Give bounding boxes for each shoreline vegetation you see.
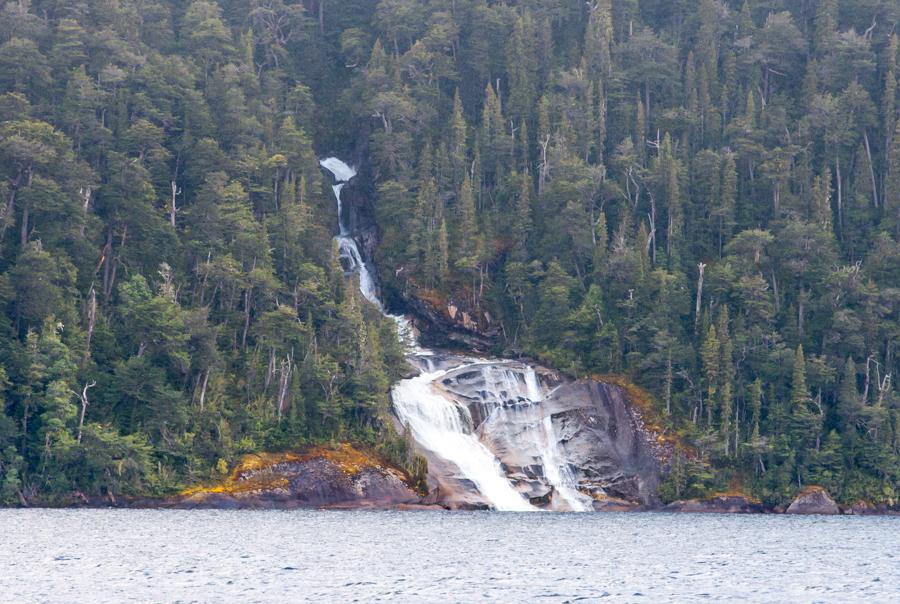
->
[8,442,898,516]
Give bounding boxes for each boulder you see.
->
[845,500,874,515]
[175,445,423,510]
[786,486,840,515]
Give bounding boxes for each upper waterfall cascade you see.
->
[320,157,591,512]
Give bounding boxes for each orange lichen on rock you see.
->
[416,287,448,311]
[797,485,829,496]
[230,452,305,479]
[308,443,386,477]
[589,492,632,505]
[709,490,763,505]
[180,473,290,497]
[592,374,683,449]
[180,444,389,498]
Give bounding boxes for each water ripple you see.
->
[1,510,898,603]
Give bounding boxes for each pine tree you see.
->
[510,171,532,262]
[436,217,449,286]
[449,89,468,190]
[837,357,862,432]
[413,177,437,284]
[813,0,838,55]
[887,121,900,235]
[791,345,809,411]
[584,0,612,80]
[700,325,720,426]
[717,306,734,455]
[506,13,537,125]
[789,344,820,454]
[718,154,737,256]
[592,210,609,283]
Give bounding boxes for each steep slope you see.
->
[323,157,662,511]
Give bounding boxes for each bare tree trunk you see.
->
[199,369,209,412]
[109,228,125,298]
[644,81,650,121]
[101,229,113,297]
[20,205,28,247]
[835,153,843,237]
[277,355,292,420]
[1,171,24,244]
[862,355,874,404]
[169,181,180,227]
[242,288,252,350]
[265,347,276,390]
[875,372,891,408]
[77,381,96,444]
[695,262,706,327]
[863,132,878,208]
[83,285,96,364]
[538,135,550,196]
[648,192,657,263]
[80,187,91,237]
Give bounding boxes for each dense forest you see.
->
[1,0,899,507]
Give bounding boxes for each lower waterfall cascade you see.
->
[320,157,592,512]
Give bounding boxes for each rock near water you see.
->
[175,446,423,510]
[664,494,767,514]
[405,357,664,511]
[786,487,840,515]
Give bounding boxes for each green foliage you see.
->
[0,0,898,508]
[0,0,407,503]
[352,0,900,506]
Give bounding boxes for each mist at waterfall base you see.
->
[320,157,591,512]
[4,509,898,602]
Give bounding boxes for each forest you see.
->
[0,0,899,508]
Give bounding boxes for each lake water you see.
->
[1,510,897,603]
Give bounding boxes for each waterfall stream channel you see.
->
[321,157,592,512]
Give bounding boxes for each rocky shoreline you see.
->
[13,446,897,515]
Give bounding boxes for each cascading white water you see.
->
[522,368,591,512]
[391,365,535,511]
[320,156,586,512]
[320,157,358,183]
[321,158,421,348]
[459,363,592,511]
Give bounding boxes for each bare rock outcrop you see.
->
[664,494,767,513]
[417,359,664,510]
[175,445,423,510]
[786,486,840,515]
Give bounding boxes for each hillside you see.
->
[0,0,898,509]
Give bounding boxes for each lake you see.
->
[1,509,897,602]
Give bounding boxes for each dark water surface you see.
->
[1,509,897,602]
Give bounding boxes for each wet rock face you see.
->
[421,361,662,509]
[547,381,661,505]
[786,487,840,515]
[401,293,498,352]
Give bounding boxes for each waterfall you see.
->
[320,157,588,512]
[391,365,535,512]
[448,363,592,512]
[523,368,591,512]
